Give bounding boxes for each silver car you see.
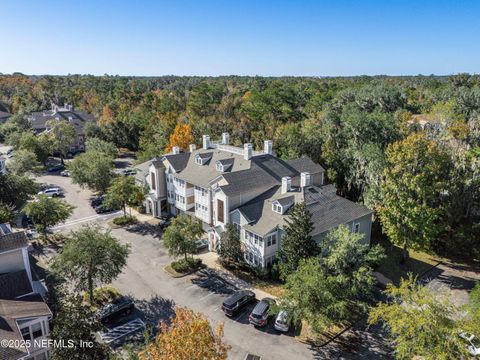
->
[38,187,63,197]
[274,311,290,332]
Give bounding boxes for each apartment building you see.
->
[0,225,52,360]
[135,133,373,268]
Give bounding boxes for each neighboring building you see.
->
[0,155,6,175]
[0,225,52,360]
[27,103,96,153]
[0,110,11,124]
[135,133,373,268]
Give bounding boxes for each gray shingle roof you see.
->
[0,294,52,360]
[286,157,325,174]
[28,109,95,135]
[0,232,28,253]
[0,271,32,300]
[133,160,152,184]
[163,153,191,172]
[275,196,295,207]
[238,184,372,237]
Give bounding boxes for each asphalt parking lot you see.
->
[110,225,392,360]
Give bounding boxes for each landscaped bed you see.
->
[111,215,137,227]
[165,258,204,277]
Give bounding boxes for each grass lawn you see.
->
[375,239,441,285]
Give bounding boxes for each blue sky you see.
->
[1,0,479,76]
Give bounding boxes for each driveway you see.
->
[34,172,120,232]
[111,224,392,360]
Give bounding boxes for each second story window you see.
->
[151,172,156,190]
[272,202,283,214]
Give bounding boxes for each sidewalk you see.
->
[196,251,275,300]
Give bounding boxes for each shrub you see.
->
[83,285,121,307]
[171,258,203,273]
[112,215,137,226]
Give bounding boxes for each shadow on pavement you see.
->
[126,223,162,239]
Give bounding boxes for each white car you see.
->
[460,332,480,357]
[274,310,290,332]
[38,187,63,197]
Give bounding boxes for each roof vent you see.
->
[300,172,311,187]
[222,132,230,145]
[189,144,196,153]
[202,135,210,149]
[281,176,292,194]
[264,140,272,155]
[244,143,252,160]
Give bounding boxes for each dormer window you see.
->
[272,201,283,214]
[195,153,213,166]
[216,163,224,172]
[215,159,233,172]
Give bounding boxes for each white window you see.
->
[233,222,241,233]
[353,222,360,233]
[216,163,224,172]
[266,233,277,247]
[21,326,31,341]
[272,203,283,214]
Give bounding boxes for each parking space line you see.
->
[199,292,216,301]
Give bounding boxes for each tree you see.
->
[140,307,229,360]
[50,224,130,302]
[0,173,38,207]
[104,176,147,216]
[23,195,74,235]
[368,276,470,360]
[277,202,318,279]
[68,151,115,193]
[85,137,117,158]
[0,203,15,224]
[218,223,242,263]
[8,149,41,175]
[47,120,76,164]
[50,295,110,360]
[163,214,203,261]
[165,122,194,152]
[277,225,384,333]
[378,133,452,262]
[18,132,52,164]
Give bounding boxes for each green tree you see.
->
[218,223,242,263]
[47,120,76,164]
[50,295,110,360]
[0,173,38,206]
[277,202,318,279]
[50,224,130,302]
[277,225,384,333]
[163,214,203,261]
[68,151,115,193]
[85,137,117,158]
[23,195,74,235]
[378,133,452,261]
[104,176,147,216]
[18,132,52,164]
[369,276,470,360]
[0,203,15,224]
[8,149,41,175]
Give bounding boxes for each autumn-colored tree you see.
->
[165,122,194,152]
[99,104,116,125]
[140,307,229,360]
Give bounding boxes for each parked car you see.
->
[60,170,70,177]
[460,332,480,357]
[195,238,209,252]
[94,203,119,214]
[123,169,136,176]
[47,164,65,172]
[249,297,275,327]
[96,296,134,324]
[91,195,105,208]
[38,187,63,197]
[274,310,290,332]
[222,290,256,317]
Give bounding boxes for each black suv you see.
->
[249,297,275,327]
[96,296,134,323]
[222,290,255,317]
